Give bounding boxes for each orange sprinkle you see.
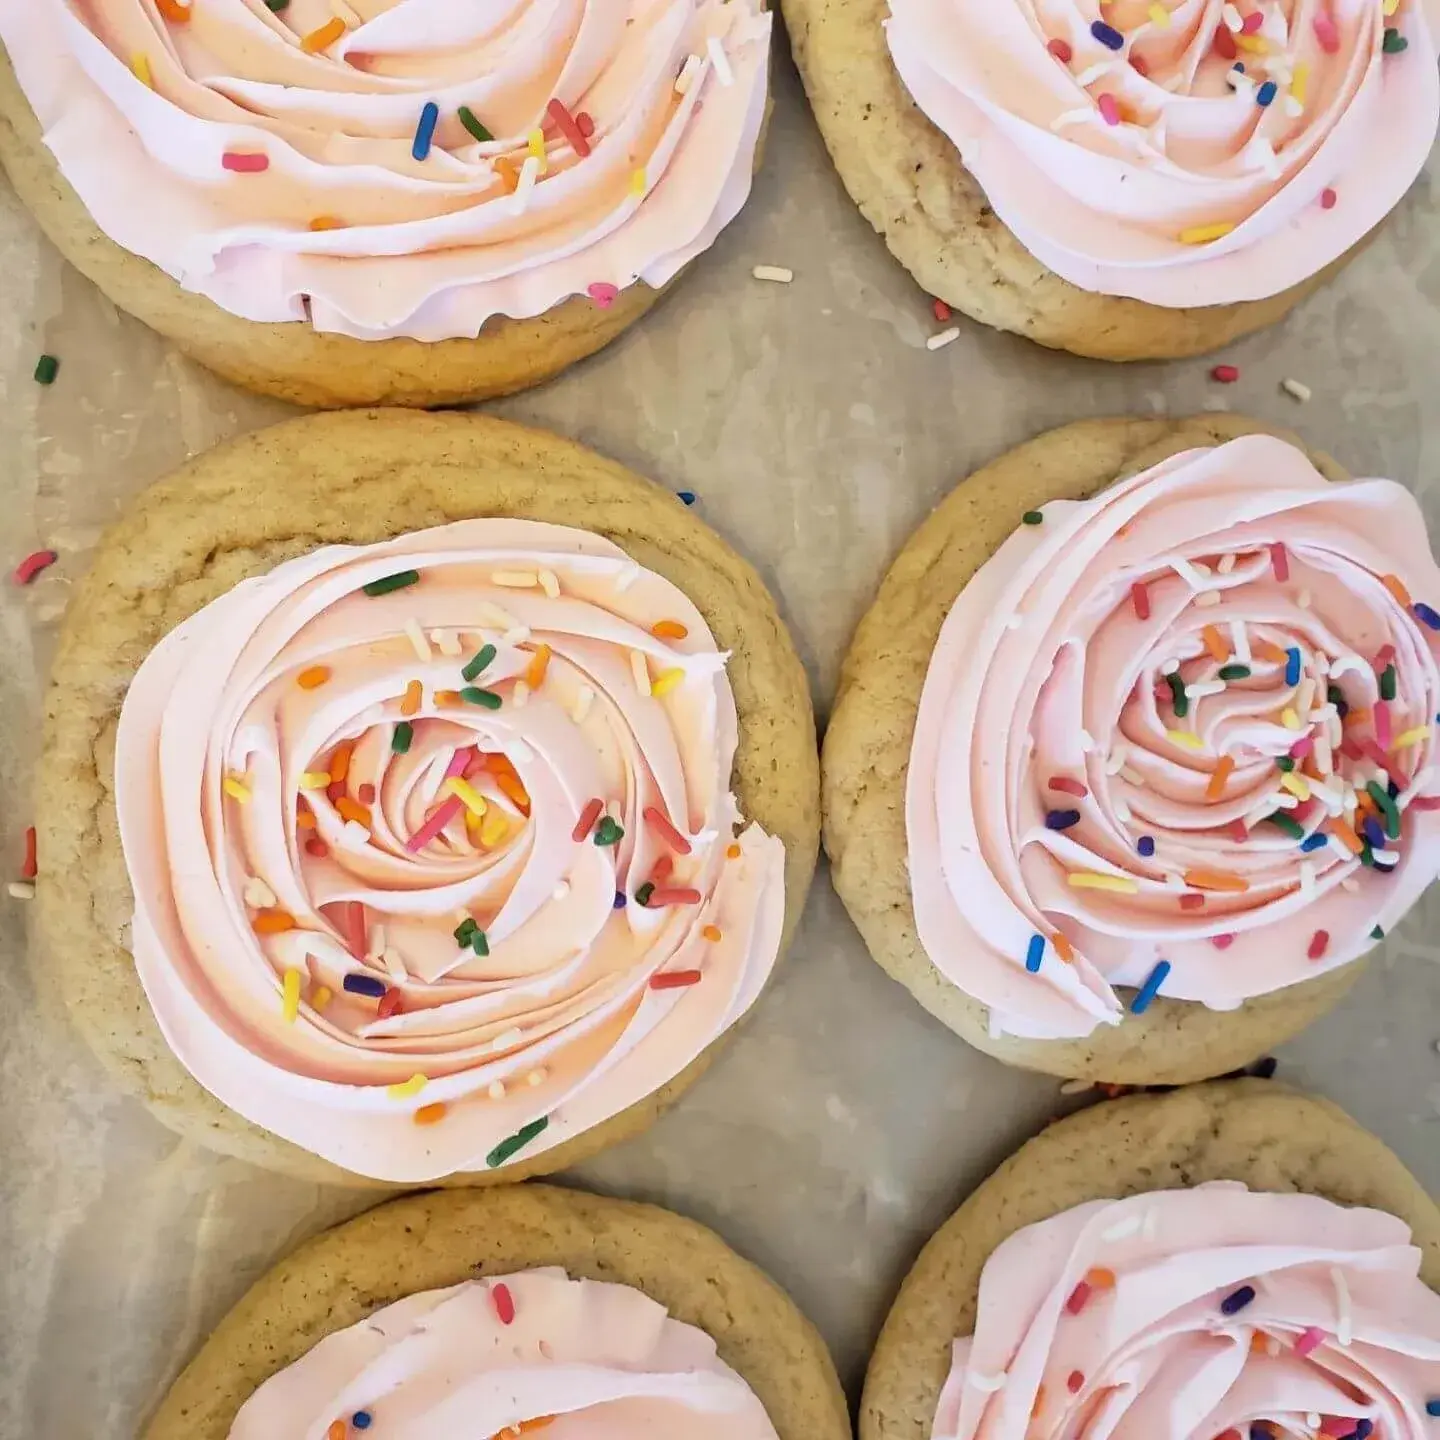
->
[726,843,742,859]
[401,678,423,717]
[651,619,689,640]
[702,924,723,942]
[494,156,521,194]
[1183,868,1248,893]
[434,688,462,706]
[1250,1330,1272,1354]
[329,740,355,785]
[1205,754,1236,803]
[253,909,298,934]
[1328,818,1364,855]
[1254,639,1289,664]
[1052,932,1075,963]
[1031,1385,1047,1421]
[488,1420,555,1440]
[296,809,317,830]
[413,1102,449,1126]
[297,665,331,690]
[1085,1266,1117,1290]
[336,797,372,828]
[327,1422,347,1440]
[300,16,346,52]
[495,771,532,815]
[155,0,193,20]
[1381,572,1412,607]
[1201,625,1228,662]
[308,215,345,231]
[525,643,551,689]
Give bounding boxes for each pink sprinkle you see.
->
[1295,1325,1326,1357]
[444,745,477,781]
[1290,798,1318,824]
[1374,643,1396,670]
[1229,820,1249,844]
[12,549,56,585]
[1213,24,1238,58]
[1065,1281,1093,1315]
[1269,541,1289,581]
[1319,1420,1357,1438]
[1289,735,1314,760]
[1047,36,1074,62]
[1409,794,1440,810]
[1241,9,1264,32]
[1313,11,1340,52]
[1373,700,1392,749]
[1211,933,1236,949]
[405,794,464,853]
[1358,738,1394,776]
[1307,929,1330,961]
[1097,92,1121,126]
[222,151,269,173]
[587,282,619,309]
[491,1282,516,1325]
[1049,776,1089,797]
[1211,364,1240,383]
[1131,582,1151,620]
[1338,737,1364,762]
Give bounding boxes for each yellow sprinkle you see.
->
[1392,725,1431,750]
[1281,708,1301,731]
[1179,222,1236,245]
[387,1072,428,1099]
[480,808,510,848]
[282,968,302,1024]
[465,808,484,837]
[1067,872,1141,894]
[223,775,252,803]
[1384,0,1400,13]
[527,127,547,173]
[1279,771,1311,801]
[1148,2,1170,25]
[1291,61,1310,105]
[131,53,153,87]
[1235,33,1269,50]
[491,569,538,588]
[299,771,332,789]
[1166,730,1204,750]
[311,985,332,1012]
[651,667,686,697]
[445,776,488,817]
[631,168,647,196]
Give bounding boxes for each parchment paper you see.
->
[1,44,1437,1440]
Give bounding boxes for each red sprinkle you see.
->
[1289,735,1314,759]
[1211,364,1240,383]
[1179,893,1207,911]
[1374,642,1397,669]
[491,1282,516,1325]
[1408,794,1440,810]
[1097,92,1121,126]
[546,97,592,157]
[1319,1419,1357,1437]
[587,282,620,309]
[304,837,329,858]
[1065,1281,1093,1315]
[650,969,703,990]
[1240,9,1264,31]
[1320,187,1338,210]
[646,886,703,907]
[358,782,377,805]
[1213,23,1238,58]
[1067,1370,1085,1394]
[1046,36,1073,62]
[12,549,56,585]
[221,151,269,173]
[1131,582,1151,620]
[1290,798,1318,824]
[377,987,404,1019]
[1212,933,1236,949]
[21,826,37,881]
[1338,738,1364,763]
[345,900,367,959]
[1048,776,1088,797]
[1228,819,1249,844]
[1359,738,1395,776]
[1313,11,1340,52]
[643,805,693,855]
[1308,929,1330,961]
[572,797,604,842]
[1269,541,1289,582]
[932,298,953,322]
[576,111,596,138]
[1128,51,1149,75]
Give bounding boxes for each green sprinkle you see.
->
[593,816,624,847]
[460,686,502,710]
[33,354,58,385]
[362,569,420,597]
[486,1115,549,1168]
[1369,924,1386,940]
[454,918,478,944]
[391,721,414,754]
[1382,26,1408,51]
[1380,664,1397,701]
[1327,684,1345,706]
[1021,510,1044,526]
[1217,664,1251,681]
[461,643,497,683]
[634,882,655,906]
[1366,780,1402,840]
[1266,812,1305,840]
[1275,756,1296,773]
[1359,843,1376,868]
[263,0,289,9]
[458,105,493,143]
[470,928,489,957]
[1166,673,1188,719]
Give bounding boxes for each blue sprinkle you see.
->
[1425,1398,1440,1417]
[677,491,697,506]
[1137,835,1156,857]
[353,1413,374,1431]
[1284,647,1301,685]
[1250,1427,1271,1440]
[1025,934,1045,973]
[613,890,627,909]
[1256,79,1278,106]
[1413,601,1440,630]
[342,973,387,998]
[1045,808,1082,831]
[1362,817,1386,849]
[1091,18,1125,48]
[1300,832,1328,852]
[412,100,440,161]
[1130,959,1171,1015]
[1220,1283,1256,1315]
[1352,1421,1374,1439]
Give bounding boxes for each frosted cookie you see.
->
[146,1184,851,1440]
[824,415,1440,1083]
[783,0,1438,359]
[37,409,818,1182]
[862,1081,1440,1440]
[0,4,771,407]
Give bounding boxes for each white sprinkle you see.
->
[552,881,570,902]
[382,947,409,982]
[492,570,539,589]
[1251,136,1282,180]
[1004,613,1024,631]
[1051,106,1095,132]
[707,35,734,85]
[502,625,531,646]
[511,679,530,709]
[538,568,560,599]
[527,1068,547,1087]
[404,618,431,662]
[615,561,641,592]
[1340,876,1360,893]
[1331,1266,1353,1345]
[630,650,652,695]
[1217,552,1238,575]
[1102,1212,1142,1243]
[1075,60,1115,86]
[8,881,35,901]
[572,684,594,724]
[510,155,540,213]
[1195,589,1222,607]
[1326,834,1353,863]
[487,1080,507,1100]
[339,819,371,851]
[1295,678,1316,716]
[243,876,277,910]
[1172,556,1212,590]
[1309,779,1344,814]
[1314,734,1334,777]
[1281,377,1312,403]
[1328,654,1368,681]
[1308,1416,1323,1432]
[1223,3,1243,28]
[1283,94,1304,118]
[1228,66,1254,92]
[1106,744,1129,776]
[752,265,794,283]
[967,1371,1007,1393]
[1187,680,1226,699]
[490,1027,523,1052]
[1373,848,1400,867]
[431,628,463,656]
[1161,657,1181,675]
[1229,620,1250,663]
[927,327,961,351]
[674,52,703,95]
[1299,861,1316,900]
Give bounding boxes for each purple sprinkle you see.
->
[1362,816,1386,850]
[1045,808,1082,831]
[613,890,627,909]
[1137,835,1155,857]
[1220,1283,1256,1315]
[1091,18,1125,48]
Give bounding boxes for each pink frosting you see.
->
[0,2,770,341]
[114,519,785,1181]
[934,1184,1440,1440]
[907,436,1440,1040]
[230,1267,780,1440]
[886,0,1440,306]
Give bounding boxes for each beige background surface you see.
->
[1,31,1438,1440]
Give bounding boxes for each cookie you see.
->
[37,408,819,1183]
[145,1183,851,1440]
[862,1079,1440,1440]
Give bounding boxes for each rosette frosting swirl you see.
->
[0,1,770,340]
[907,436,1440,1040]
[886,0,1439,306]
[115,519,785,1181]
[934,1184,1440,1440]
[231,1267,780,1440]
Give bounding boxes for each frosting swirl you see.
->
[230,1267,780,1440]
[0,1,770,340]
[886,0,1439,306]
[934,1184,1440,1440]
[115,518,785,1181]
[908,435,1440,1040]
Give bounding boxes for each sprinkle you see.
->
[1313,11,1340,50]
[460,686,502,710]
[650,969,704,991]
[512,155,541,211]
[253,909,298,935]
[1049,776,1088,797]
[1280,772,1311,802]
[1167,730,1204,750]
[751,264,794,284]
[629,167,647,197]
[567,798,605,843]
[387,1073,428,1099]
[1218,664,1252,682]
[1294,1326,1326,1357]
[1329,819,1363,854]
[489,1281,517,1325]
[707,33,734,84]
[1045,809,1082,831]
[1180,222,1235,245]
[927,327,961,351]
[1097,92,1121,126]
[1131,583,1151,620]
[1281,708,1302,731]
[593,816,624,847]
[457,106,492,144]
[644,805,693,855]
[1366,781,1402,839]
[299,15,346,50]
[411,100,440,162]
[1214,24,1239,57]
[1026,934,1045,973]
[363,569,420,598]
[1185,868,1247,892]
[522,644,552,692]
[280,968,303,1022]
[1047,36,1074,61]
[727,843,742,860]
[223,775,253,803]
[1281,377,1313,403]
[587,282,619,308]
[486,1116,549,1168]
[1136,835,1156,858]
[1212,934,1235,949]
[1148,2,1170,24]
[327,1423,346,1440]
[1393,725,1431,750]
[647,886,702,907]
[1065,1280,1093,1314]
[19,826,37,883]
[1167,673,1189,717]
[1068,871,1139,893]
[342,973,387,999]
[1201,625,1228,661]
[1426,1400,1440,1417]
[412,1102,449,1128]
[351,1414,372,1432]
[1091,19,1125,47]
[1211,365,1240,388]
[1414,601,1440,630]
[546,97,590,158]
[1206,755,1236,802]
[459,643,497,684]
[525,128,547,174]
[1383,26,1409,51]
[1255,78,1278,105]
[1131,960,1171,1014]
[1221,1284,1257,1315]
[651,667,686,698]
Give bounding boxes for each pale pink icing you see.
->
[886,0,1440,307]
[907,436,1440,1040]
[0,2,770,341]
[230,1267,781,1440]
[933,1184,1440,1440]
[114,519,785,1181]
